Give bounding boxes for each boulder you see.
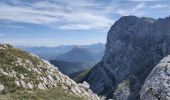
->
[140,55,170,100]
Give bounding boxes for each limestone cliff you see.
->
[140,55,170,100]
[83,15,170,99]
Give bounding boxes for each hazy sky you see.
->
[0,0,170,46]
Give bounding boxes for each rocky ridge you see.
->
[0,44,99,100]
[140,55,170,100]
[83,15,170,99]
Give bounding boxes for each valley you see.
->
[19,43,105,78]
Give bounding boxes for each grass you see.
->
[0,45,45,93]
[0,45,41,67]
[69,69,90,83]
[73,69,90,82]
[0,87,84,100]
[0,46,38,93]
[0,44,85,100]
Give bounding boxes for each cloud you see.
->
[126,0,162,1]
[0,0,114,30]
[150,4,168,9]
[0,24,26,29]
[0,3,60,24]
[59,12,113,30]
[116,3,146,16]
[59,22,112,30]
[0,0,169,31]
[134,2,146,10]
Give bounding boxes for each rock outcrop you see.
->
[0,44,99,100]
[83,15,170,99]
[0,84,4,93]
[140,55,170,100]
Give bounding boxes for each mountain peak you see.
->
[83,15,170,99]
[118,15,156,24]
[72,45,82,51]
[119,15,138,21]
[56,46,95,63]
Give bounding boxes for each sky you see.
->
[0,0,170,46]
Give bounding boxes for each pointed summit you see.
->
[56,46,95,63]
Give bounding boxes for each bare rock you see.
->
[140,55,170,100]
[0,84,4,92]
[83,16,170,99]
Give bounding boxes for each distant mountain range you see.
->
[17,45,75,60]
[18,43,105,75]
[18,43,105,61]
[50,45,105,75]
[56,46,96,63]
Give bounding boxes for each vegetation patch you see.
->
[0,87,84,100]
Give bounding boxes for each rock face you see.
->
[140,55,170,100]
[0,44,99,100]
[83,16,170,99]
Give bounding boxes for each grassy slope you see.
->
[0,45,84,100]
[0,44,43,93]
[69,69,90,83]
[0,87,83,100]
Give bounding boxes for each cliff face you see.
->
[83,16,170,99]
[0,44,99,100]
[140,55,170,100]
